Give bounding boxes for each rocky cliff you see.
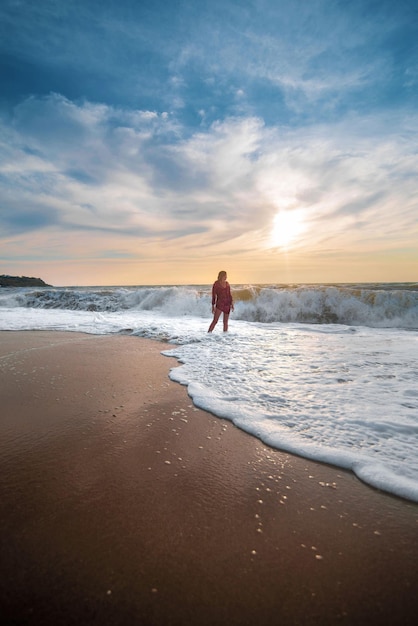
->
[0,275,52,287]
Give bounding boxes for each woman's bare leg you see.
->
[223,312,230,332]
[208,308,222,332]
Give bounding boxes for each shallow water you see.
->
[1,283,417,502]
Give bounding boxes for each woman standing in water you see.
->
[208,270,234,332]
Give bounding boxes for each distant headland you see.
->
[0,275,52,287]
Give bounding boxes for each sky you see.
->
[0,0,417,286]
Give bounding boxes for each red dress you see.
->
[212,280,233,313]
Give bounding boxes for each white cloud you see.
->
[1,93,417,265]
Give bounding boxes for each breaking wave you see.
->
[0,283,417,329]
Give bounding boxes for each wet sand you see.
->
[0,330,417,625]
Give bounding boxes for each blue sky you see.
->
[1,0,417,285]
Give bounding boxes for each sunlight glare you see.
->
[270,209,306,248]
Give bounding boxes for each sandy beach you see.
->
[1,330,417,625]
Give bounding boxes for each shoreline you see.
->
[1,330,417,625]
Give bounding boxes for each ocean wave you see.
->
[0,283,417,329]
[234,285,418,328]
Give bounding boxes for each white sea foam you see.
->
[165,323,418,502]
[0,283,417,328]
[1,283,417,502]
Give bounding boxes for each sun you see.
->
[270,209,306,248]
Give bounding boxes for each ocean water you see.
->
[1,282,417,503]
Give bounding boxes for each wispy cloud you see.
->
[0,0,417,283]
[1,93,417,251]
